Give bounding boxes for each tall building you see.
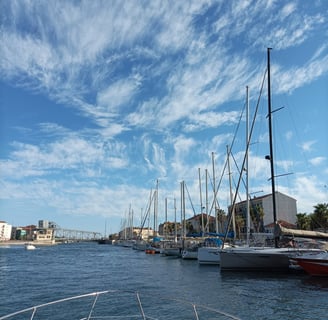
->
[232,191,297,232]
[0,221,12,241]
[38,220,49,228]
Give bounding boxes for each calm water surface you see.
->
[0,242,327,319]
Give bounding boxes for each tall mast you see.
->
[205,169,208,233]
[174,197,177,242]
[212,152,218,233]
[153,179,159,236]
[198,168,204,235]
[246,86,250,245]
[267,48,278,248]
[181,181,186,238]
[165,197,168,238]
[227,145,235,241]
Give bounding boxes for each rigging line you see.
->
[206,173,221,217]
[184,182,197,216]
[207,104,247,217]
[222,67,267,246]
[207,155,231,217]
[206,102,247,219]
[230,100,246,154]
[230,150,247,192]
[210,97,247,215]
[139,189,156,233]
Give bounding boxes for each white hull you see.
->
[181,249,198,260]
[25,244,36,250]
[197,247,221,265]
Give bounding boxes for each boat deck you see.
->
[0,290,241,320]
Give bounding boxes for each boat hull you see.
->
[162,247,181,257]
[181,249,198,260]
[25,244,36,250]
[197,247,221,265]
[293,252,328,276]
[220,248,290,271]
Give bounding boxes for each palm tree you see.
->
[250,204,265,232]
[311,203,328,231]
[217,209,226,233]
[186,221,194,234]
[296,213,311,230]
[235,214,245,239]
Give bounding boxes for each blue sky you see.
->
[1,0,327,235]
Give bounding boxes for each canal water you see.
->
[0,242,327,319]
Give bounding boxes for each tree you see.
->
[250,204,265,232]
[235,214,245,239]
[296,213,311,230]
[217,209,227,233]
[186,221,194,234]
[310,203,328,231]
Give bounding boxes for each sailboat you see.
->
[220,48,323,271]
[197,151,235,265]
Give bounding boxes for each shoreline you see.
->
[0,240,56,246]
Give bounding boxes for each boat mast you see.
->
[212,152,219,233]
[174,197,177,242]
[267,47,278,248]
[165,197,168,238]
[205,169,208,233]
[246,86,250,245]
[198,168,204,235]
[181,181,186,238]
[227,145,236,242]
[154,179,159,236]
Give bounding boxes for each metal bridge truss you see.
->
[54,228,101,241]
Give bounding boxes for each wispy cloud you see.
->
[272,53,328,94]
[300,140,316,152]
[309,156,326,166]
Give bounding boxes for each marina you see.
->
[1,2,327,319]
[1,242,328,319]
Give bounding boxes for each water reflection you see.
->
[301,276,328,289]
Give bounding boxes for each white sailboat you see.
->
[220,48,318,271]
[197,151,235,265]
[162,198,182,257]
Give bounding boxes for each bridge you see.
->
[54,228,102,242]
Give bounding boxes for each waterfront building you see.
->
[118,227,154,240]
[34,228,55,244]
[158,221,182,238]
[185,214,216,235]
[38,220,56,229]
[14,226,36,240]
[0,221,12,241]
[231,191,297,233]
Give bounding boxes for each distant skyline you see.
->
[1,0,327,235]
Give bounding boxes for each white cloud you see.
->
[97,78,139,112]
[309,157,326,166]
[184,111,241,132]
[285,131,293,141]
[289,175,328,212]
[272,53,328,94]
[281,3,297,18]
[300,140,316,152]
